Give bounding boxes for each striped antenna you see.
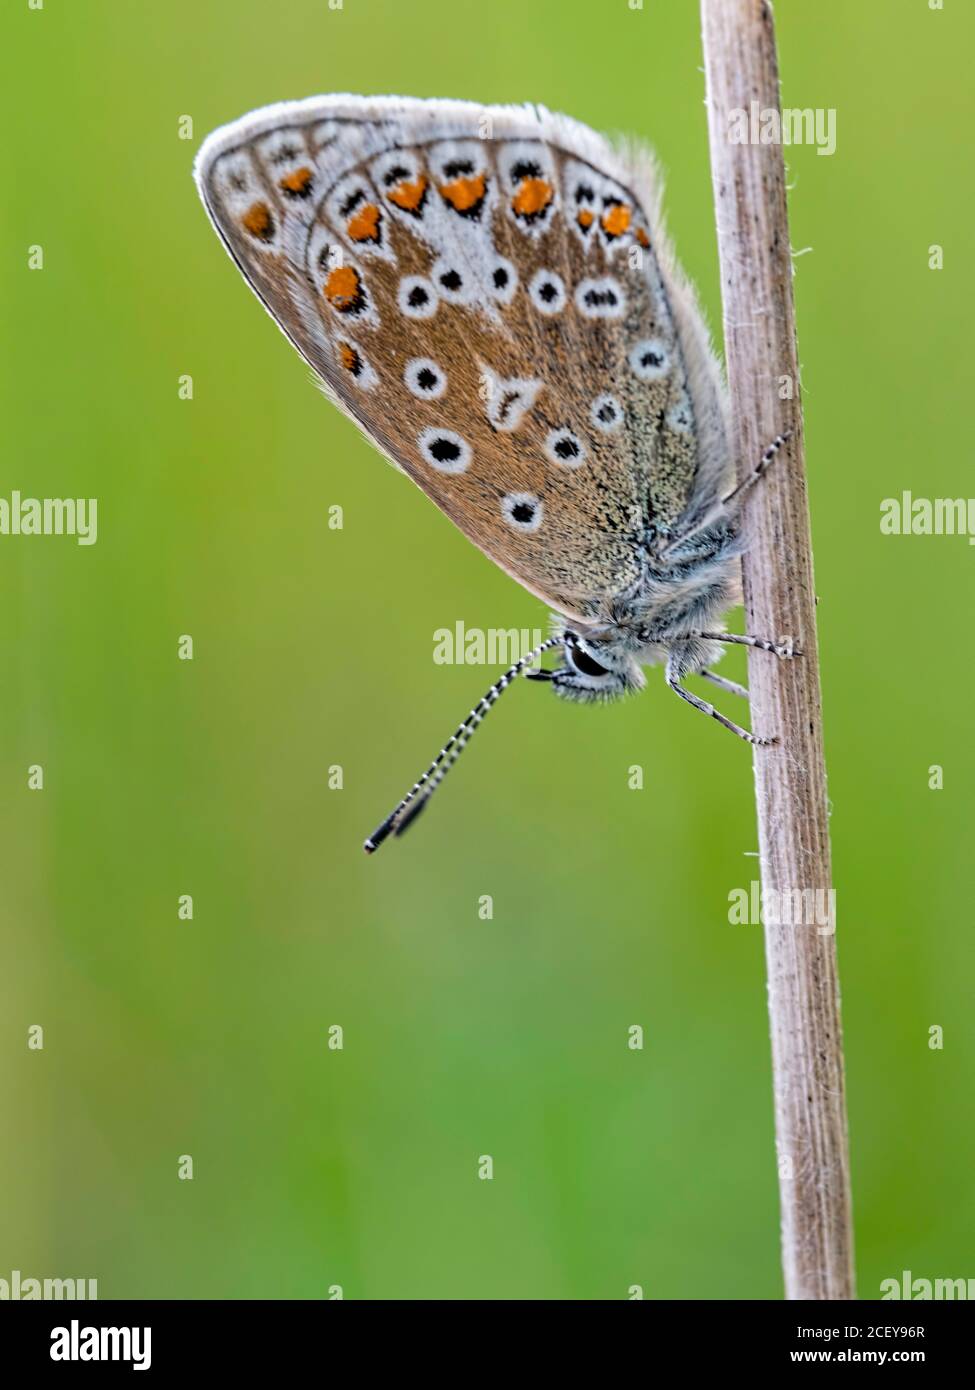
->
[364,635,562,854]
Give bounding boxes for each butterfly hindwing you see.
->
[195,96,729,622]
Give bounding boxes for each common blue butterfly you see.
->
[194,96,793,851]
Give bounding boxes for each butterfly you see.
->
[194,96,795,853]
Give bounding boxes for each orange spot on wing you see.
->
[347,203,381,242]
[439,172,486,212]
[324,265,362,311]
[601,204,631,237]
[241,202,274,241]
[512,177,553,217]
[577,208,594,229]
[279,166,314,198]
[388,175,427,211]
[635,227,650,248]
[338,343,360,373]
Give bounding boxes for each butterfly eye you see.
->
[565,635,611,678]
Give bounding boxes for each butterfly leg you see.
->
[687,631,800,659]
[700,669,749,699]
[666,654,776,746]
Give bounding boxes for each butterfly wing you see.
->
[195,96,729,623]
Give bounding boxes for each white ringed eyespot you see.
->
[418,428,471,474]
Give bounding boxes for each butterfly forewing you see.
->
[195,97,726,622]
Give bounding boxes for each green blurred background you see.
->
[2,0,972,1300]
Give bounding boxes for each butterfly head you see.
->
[525,630,643,703]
